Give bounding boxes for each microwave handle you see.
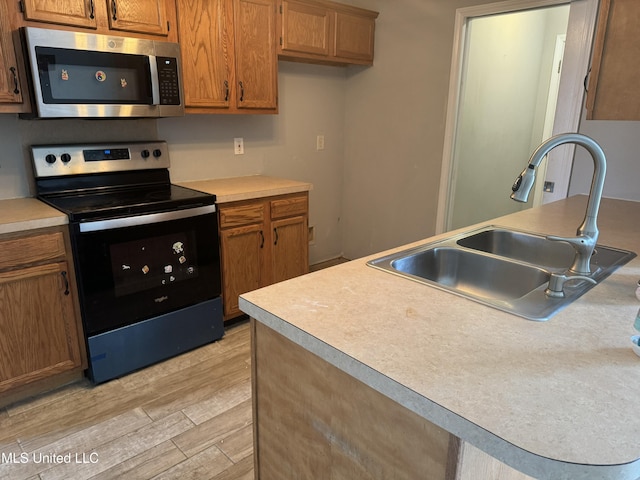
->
[79,205,216,233]
[149,56,160,105]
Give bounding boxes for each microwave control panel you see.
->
[157,57,181,105]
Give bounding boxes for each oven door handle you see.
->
[79,205,216,233]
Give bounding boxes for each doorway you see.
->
[436,0,599,233]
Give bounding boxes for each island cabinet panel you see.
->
[453,442,535,480]
[251,320,453,479]
[277,0,378,66]
[177,0,278,114]
[218,192,308,320]
[586,0,640,119]
[0,227,86,406]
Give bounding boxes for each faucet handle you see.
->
[546,234,597,275]
[545,272,596,298]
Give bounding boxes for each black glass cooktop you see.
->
[39,183,215,222]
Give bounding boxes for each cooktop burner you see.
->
[31,141,215,222]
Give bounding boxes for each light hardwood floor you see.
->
[0,320,253,480]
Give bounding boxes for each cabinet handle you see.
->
[583,67,591,93]
[9,67,19,95]
[273,227,279,245]
[239,81,244,102]
[259,230,264,248]
[61,271,70,296]
[224,80,229,102]
[111,0,117,20]
[89,0,95,19]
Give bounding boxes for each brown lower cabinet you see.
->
[0,226,86,406]
[219,192,308,320]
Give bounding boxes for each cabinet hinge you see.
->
[280,37,283,46]
[167,20,170,32]
[18,0,24,13]
[279,4,283,14]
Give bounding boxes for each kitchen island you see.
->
[239,196,640,480]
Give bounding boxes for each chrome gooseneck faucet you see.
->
[510,133,607,277]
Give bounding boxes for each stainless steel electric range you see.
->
[31,141,223,384]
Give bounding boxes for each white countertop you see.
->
[178,175,312,203]
[0,198,68,235]
[239,196,640,480]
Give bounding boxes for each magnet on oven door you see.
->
[172,241,184,254]
[178,256,186,264]
[120,78,127,88]
[142,265,150,274]
[164,265,173,274]
[61,69,69,81]
[95,70,106,82]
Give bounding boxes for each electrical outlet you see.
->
[316,135,325,151]
[234,137,244,155]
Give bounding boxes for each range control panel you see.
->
[31,141,170,178]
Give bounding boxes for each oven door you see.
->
[72,205,220,336]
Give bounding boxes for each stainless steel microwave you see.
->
[20,27,184,118]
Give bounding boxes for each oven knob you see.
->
[45,154,56,164]
[61,153,71,163]
[141,149,150,158]
[153,149,162,158]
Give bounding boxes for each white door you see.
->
[436,0,599,233]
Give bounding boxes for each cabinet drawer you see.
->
[271,195,308,219]
[219,203,265,228]
[0,232,66,270]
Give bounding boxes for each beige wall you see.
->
[159,62,348,265]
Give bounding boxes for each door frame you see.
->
[435,0,599,234]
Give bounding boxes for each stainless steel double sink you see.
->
[367,226,636,320]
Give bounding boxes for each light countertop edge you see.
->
[0,198,68,235]
[239,195,640,480]
[239,296,640,480]
[178,175,312,204]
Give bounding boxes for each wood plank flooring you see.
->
[0,320,253,480]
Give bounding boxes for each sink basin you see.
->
[367,226,636,321]
[456,226,635,273]
[390,247,549,302]
[456,228,574,269]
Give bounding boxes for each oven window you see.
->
[110,231,199,297]
[35,46,153,104]
[74,212,221,336]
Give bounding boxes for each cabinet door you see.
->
[334,10,375,63]
[586,0,640,120]
[280,0,331,56]
[177,0,234,109]
[107,0,169,36]
[234,0,278,110]
[0,1,24,106]
[0,262,83,394]
[220,223,266,318]
[272,215,308,284]
[21,0,98,28]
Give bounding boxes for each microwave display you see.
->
[35,46,152,104]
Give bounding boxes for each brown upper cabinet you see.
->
[176,0,278,114]
[17,0,177,40]
[278,0,378,66]
[0,1,24,112]
[586,0,640,120]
